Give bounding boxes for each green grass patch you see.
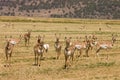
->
[0,16,120,24]
[0,73,8,77]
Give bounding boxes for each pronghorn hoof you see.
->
[4,65,7,67]
[33,64,37,66]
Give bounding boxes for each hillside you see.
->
[0,0,120,19]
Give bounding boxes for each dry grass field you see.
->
[0,17,120,80]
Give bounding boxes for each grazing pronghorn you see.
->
[95,35,116,58]
[54,33,62,59]
[4,35,22,66]
[64,37,76,68]
[24,30,31,46]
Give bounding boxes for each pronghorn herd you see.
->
[4,30,117,69]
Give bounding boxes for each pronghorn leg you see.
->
[5,51,9,67]
[105,49,109,61]
[38,54,41,66]
[25,39,27,46]
[96,47,102,57]
[78,49,82,57]
[8,54,12,67]
[8,52,12,66]
[28,39,30,46]
[71,53,74,61]
[57,51,61,59]
[34,51,37,65]
[85,48,90,57]
[36,54,39,66]
[64,55,67,68]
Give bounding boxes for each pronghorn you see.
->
[37,35,49,58]
[33,42,44,66]
[54,33,62,59]
[74,35,92,57]
[95,35,116,58]
[64,37,76,68]
[6,35,22,45]
[4,35,22,67]
[24,30,31,46]
[5,41,14,67]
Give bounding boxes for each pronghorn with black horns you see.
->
[54,33,62,59]
[95,34,117,58]
[64,37,76,68]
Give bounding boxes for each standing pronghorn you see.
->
[33,35,45,66]
[5,41,14,67]
[24,30,31,46]
[4,35,22,67]
[37,35,49,57]
[74,35,92,57]
[64,37,76,68]
[33,42,44,66]
[95,35,116,58]
[54,33,62,59]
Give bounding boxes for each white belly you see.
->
[100,44,108,49]
[75,45,81,49]
[10,40,16,45]
[43,44,49,49]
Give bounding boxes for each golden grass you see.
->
[0,17,120,80]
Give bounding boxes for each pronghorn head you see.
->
[55,33,61,42]
[27,30,32,35]
[65,37,72,47]
[111,34,117,44]
[112,37,116,44]
[37,35,45,44]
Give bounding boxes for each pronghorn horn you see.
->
[65,37,67,39]
[10,35,12,38]
[5,35,7,38]
[55,33,57,38]
[69,37,72,39]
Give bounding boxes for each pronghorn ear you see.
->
[76,36,78,39]
[69,37,72,39]
[55,33,57,38]
[10,35,12,38]
[5,35,7,38]
[19,34,22,38]
[79,37,81,39]
[64,37,67,40]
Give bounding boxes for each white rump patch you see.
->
[10,40,16,45]
[43,44,49,49]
